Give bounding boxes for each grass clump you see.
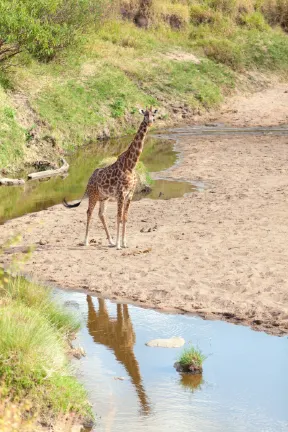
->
[0,262,91,426]
[0,87,26,169]
[178,346,207,368]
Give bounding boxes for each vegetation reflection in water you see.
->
[0,135,195,224]
[63,292,287,432]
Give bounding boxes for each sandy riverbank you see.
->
[1,84,288,335]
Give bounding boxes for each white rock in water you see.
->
[145,337,185,348]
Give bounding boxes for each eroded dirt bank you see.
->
[1,85,288,335]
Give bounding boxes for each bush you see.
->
[261,0,288,31]
[190,4,218,25]
[240,11,270,30]
[199,38,244,69]
[0,0,109,62]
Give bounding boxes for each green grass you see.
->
[177,346,207,368]
[0,1,287,169]
[0,87,26,169]
[0,274,92,423]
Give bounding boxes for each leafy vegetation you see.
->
[0,238,92,427]
[177,346,207,368]
[0,0,287,170]
[0,0,109,62]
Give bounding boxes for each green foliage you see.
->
[241,11,270,30]
[0,87,25,168]
[0,0,108,61]
[1,276,80,334]
[190,4,219,25]
[0,70,13,89]
[198,38,244,70]
[178,346,207,367]
[0,237,91,421]
[0,1,287,170]
[110,97,127,118]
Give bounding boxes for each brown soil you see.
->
[1,85,288,336]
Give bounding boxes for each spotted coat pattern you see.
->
[81,108,157,249]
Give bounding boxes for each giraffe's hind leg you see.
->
[99,200,115,247]
[84,194,98,246]
[116,194,125,250]
[122,197,132,248]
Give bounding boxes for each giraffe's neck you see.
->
[122,120,149,171]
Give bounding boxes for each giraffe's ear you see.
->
[139,109,145,115]
[153,109,158,115]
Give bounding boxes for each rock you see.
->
[72,346,86,359]
[174,361,203,375]
[146,336,185,348]
[82,417,95,429]
[64,300,80,309]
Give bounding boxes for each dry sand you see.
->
[1,84,288,335]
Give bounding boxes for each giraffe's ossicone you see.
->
[63,107,158,250]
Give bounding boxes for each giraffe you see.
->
[63,107,158,250]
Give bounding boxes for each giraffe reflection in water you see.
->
[86,295,150,415]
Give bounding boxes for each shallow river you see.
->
[1,125,288,431]
[59,289,288,432]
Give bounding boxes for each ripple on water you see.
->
[59,290,288,432]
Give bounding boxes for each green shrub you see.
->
[0,0,109,62]
[241,11,270,30]
[199,38,244,69]
[190,4,218,25]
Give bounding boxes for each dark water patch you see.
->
[0,136,197,224]
[58,290,288,432]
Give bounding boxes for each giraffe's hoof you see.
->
[116,246,122,250]
[121,244,128,248]
[108,240,116,247]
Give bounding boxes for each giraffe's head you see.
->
[139,106,158,127]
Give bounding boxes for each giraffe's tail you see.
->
[63,191,87,209]
[62,198,81,208]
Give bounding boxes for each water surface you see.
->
[59,290,288,432]
[0,136,197,224]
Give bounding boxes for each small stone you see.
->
[72,346,86,359]
[146,336,185,348]
[39,239,47,245]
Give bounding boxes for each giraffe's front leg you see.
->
[122,197,132,248]
[116,195,125,250]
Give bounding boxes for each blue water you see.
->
[58,290,288,432]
